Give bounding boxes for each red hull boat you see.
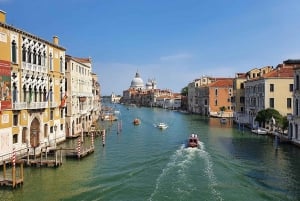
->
[188,134,199,148]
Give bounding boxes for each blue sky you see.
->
[1,0,300,95]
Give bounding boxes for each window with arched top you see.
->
[27,47,32,63]
[49,87,53,102]
[49,53,53,70]
[12,40,17,63]
[60,56,63,72]
[42,51,46,66]
[33,48,37,64]
[12,83,17,103]
[23,84,27,102]
[22,45,26,62]
[38,51,42,65]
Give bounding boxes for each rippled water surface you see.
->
[1,104,300,201]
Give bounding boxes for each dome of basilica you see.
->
[130,72,144,89]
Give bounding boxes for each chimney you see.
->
[0,10,6,24]
[53,36,59,45]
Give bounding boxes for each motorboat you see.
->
[187,134,199,148]
[133,118,141,125]
[155,122,168,129]
[251,127,268,135]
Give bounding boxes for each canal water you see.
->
[1,104,300,201]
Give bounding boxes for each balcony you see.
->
[21,62,47,73]
[13,101,48,110]
[13,102,27,110]
[28,102,48,109]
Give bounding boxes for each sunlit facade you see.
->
[0,10,66,160]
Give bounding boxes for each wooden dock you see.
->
[25,159,62,167]
[66,146,94,159]
[20,147,63,167]
[0,161,24,188]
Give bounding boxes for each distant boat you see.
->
[155,122,168,129]
[251,127,268,135]
[133,118,141,125]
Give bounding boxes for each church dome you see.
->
[130,72,144,89]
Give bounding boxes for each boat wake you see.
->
[148,142,223,201]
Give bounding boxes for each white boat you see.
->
[114,110,120,115]
[251,127,268,135]
[155,122,168,129]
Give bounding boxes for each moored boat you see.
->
[251,127,268,135]
[187,134,199,148]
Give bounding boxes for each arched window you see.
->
[34,86,37,102]
[43,88,47,101]
[27,47,32,63]
[49,53,53,70]
[60,87,63,100]
[23,84,27,102]
[38,51,41,65]
[12,83,17,103]
[49,87,53,102]
[42,51,46,66]
[39,86,42,102]
[11,40,17,63]
[33,48,37,64]
[60,56,63,72]
[22,45,26,62]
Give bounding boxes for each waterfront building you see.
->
[244,61,295,128]
[232,66,273,124]
[121,71,179,108]
[187,76,215,113]
[207,78,234,117]
[187,76,233,116]
[91,73,101,123]
[65,55,95,138]
[111,92,121,103]
[155,93,181,109]
[288,61,300,146]
[0,10,66,159]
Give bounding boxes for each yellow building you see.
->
[233,66,273,124]
[0,10,66,159]
[244,62,295,127]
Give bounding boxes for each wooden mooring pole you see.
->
[3,160,6,181]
